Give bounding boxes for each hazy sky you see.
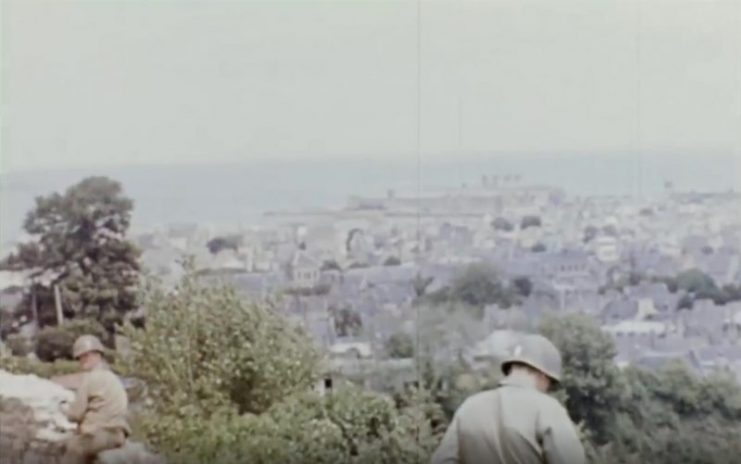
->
[2,0,740,173]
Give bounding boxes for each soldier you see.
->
[61,335,130,464]
[431,333,585,464]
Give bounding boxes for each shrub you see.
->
[385,332,414,359]
[5,333,34,357]
[133,386,441,464]
[35,318,108,362]
[531,243,547,253]
[121,266,442,463]
[119,266,320,416]
[0,353,79,378]
[521,215,542,229]
[492,217,514,232]
[320,260,342,272]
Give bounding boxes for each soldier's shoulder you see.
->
[500,386,568,413]
[458,389,501,410]
[89,368,121,383]
[534,392,570,416]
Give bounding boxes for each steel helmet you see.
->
[500,333,563,384]
[72,334,105,359]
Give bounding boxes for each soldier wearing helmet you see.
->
[61,335,130,464]
[431,333,585,464]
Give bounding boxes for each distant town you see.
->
[52,174,736,390]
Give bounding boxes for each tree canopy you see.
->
[385,332,415,359]
[422,264,520,313]
[491,217,514,232]
[206,235,242,255]
[520,215,542,229]
[540,313,741,463]
[1,177,141,331]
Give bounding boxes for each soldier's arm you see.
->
[430,413,461,464]
[66,374,90,423]
[537,402,586,464]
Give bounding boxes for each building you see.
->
[288,251,322,289]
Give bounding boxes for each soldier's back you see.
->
[453,382,571,464]
[79,368,130,435]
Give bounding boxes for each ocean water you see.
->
[1,154,737,245]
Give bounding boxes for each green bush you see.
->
[36,318,108,362]
[119,267,320,416]
[539,314,741,464]
[521,215,542,229]
[385,332,414,359]
[5,333,34,357]
[121,266,442,463]
[0,353,79,378]
[133,386,441,464]
[422,264,520,311]
[383,256,401,266]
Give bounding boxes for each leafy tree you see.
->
[283,283,331,297]
[583,225,599,243]
[383,256,401,266]
[5,333,34,357]
[652,275,679,293]
[531,243,546,253]
[512,276,533,297]
[491,217,514,232]
[539,314,624,445]
[676,269,716,294]
[431,365,503,421]
[534,316,741,463]
[321,260,342,272]
[677,294,694,310]
[520,215,542,229]
[628,271,643,286]
[385,332,414,359]
[412,274,434,298]
[696,287,729,305]
[1,177,140,332]
[206,235,242,255]
[442,264,518,309]
[331,306,363,338]
[448,264,504,307]
[603,362,741,464]
[722,284,741,302]
[416,304,488,371]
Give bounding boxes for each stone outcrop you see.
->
[0,369,75,464]
[0,369,163,464]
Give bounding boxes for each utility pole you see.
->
[30,283,39,329]
[54,284,64,325]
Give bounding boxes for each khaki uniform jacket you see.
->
[66,364,130,436]
[431,376,585,464]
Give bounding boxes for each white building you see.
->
[593,235,619,263]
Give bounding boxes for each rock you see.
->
[0,369,75,464]
[98,442,166,464]
[0,369,76,437]
[0,370,163,464]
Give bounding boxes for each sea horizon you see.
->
[1,154,738,246]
